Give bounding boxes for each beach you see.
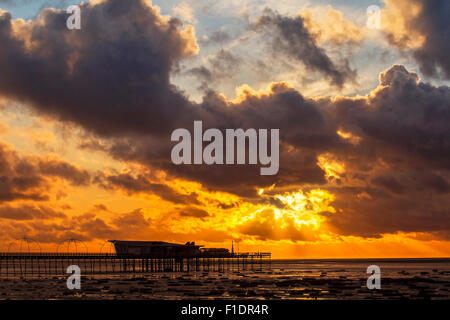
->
[1,259,449,300]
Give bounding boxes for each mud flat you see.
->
[1,267,450,300]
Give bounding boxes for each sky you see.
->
[0,0,449,258]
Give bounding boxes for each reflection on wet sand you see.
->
[1,261,450,299]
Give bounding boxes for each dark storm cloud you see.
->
[94,172,201,205]
[0,142,90,202]
[329,65,450,170]
[251,9,356,88]
[0,0,342,195]
[412,0,450,78]
[371,175,405,195]
[0,0,200,137]
[86,63,449,208]
[39,159,90,186]
[324,185,450,238]
[383,0,450,79]
[317,65,450,238]
[0,203,66,220]
[97,82,338,196]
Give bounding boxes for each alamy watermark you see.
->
[171,121,279,175]
[366,265,381,289]
[66,5,81,30]
[66,265,81,289]
[366,5,381,30]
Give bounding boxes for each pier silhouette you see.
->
[0,239,271,278]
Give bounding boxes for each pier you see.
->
[0,239,271,278]
[0,252,271,278]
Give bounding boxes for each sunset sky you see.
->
[0,0,448,258]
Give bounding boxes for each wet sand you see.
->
[1,267,450,300]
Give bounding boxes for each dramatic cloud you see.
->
[329,65,450,170]
[317,65,450,237]
[382,0,450,79]
[0,1,348,195]
[0,142,90,202]
[0,206,231,245]
[0,0,199,137]
[94,171,201,205]
[0,0,448,247]
[411,0,450,78]
[252,9,356,88]
[0,203,66,220]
